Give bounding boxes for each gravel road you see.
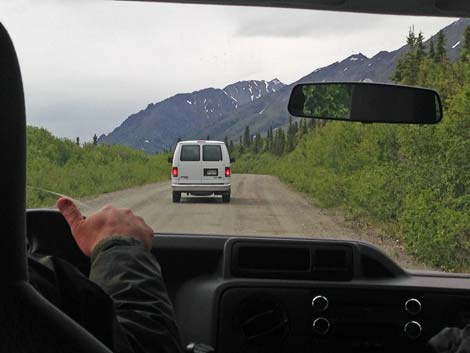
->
[82,174,428,270]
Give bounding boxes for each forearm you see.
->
[89,236,183,353]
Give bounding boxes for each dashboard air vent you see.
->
[237,295,289,350]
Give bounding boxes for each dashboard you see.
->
[27,209,470,353]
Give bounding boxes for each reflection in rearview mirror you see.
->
[288,82,442,124]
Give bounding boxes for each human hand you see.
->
[57,198,154,257]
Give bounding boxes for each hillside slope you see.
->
[99,18,470,151]
[98,79,284,153]
[203,18,470,142]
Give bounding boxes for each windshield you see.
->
[2,1,468,274]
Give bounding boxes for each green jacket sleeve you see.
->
[89,236,183,353]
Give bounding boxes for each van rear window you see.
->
[203,145,222,161]
[180,145,200,161]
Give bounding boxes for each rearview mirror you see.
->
[288,82,442,124]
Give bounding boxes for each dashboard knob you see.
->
[312,295,329,312]
[404,321,422,340]
[312,317,330,336]
[405,298,422,315]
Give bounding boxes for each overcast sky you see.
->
[0,0,456,141]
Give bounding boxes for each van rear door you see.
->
[178,144,201,184]
[201,144,225,184]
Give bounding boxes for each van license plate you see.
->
[204,169,218,176]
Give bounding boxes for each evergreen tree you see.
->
[272,129,278,155]
[461,25,470,62]
[76,137,80,146]
[92,133,98,146]
[254,132,261,153]
[406,26,416,47]
[273,128,286,156]
[278,129,285,155]
[436,30,447,63]
[265,128,269,151]
[224,135,229,147]
[416,32,426,62]
[243,126,251,147]
[229,140,234,152]
[267,126,274,152]
[393,58,406,83]
[428,38,436,60]
[264,129,269,152]
[273,129,279,155]
[392,27,425,85]
[286,117,295,153]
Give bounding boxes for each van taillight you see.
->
[172,167,178,177]
[225,167,231,177]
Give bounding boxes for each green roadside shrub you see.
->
[27,126,170,208]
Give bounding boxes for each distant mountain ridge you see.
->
[98,79,284,153]
[99,18,470,152]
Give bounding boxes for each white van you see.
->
[169,140,233,203]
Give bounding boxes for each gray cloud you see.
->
[233,9,384,38]
[231,8,456,38]
[0,1,456,141]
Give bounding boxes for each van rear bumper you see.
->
[171,183,231,193]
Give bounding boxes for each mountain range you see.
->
[98,18,470,153]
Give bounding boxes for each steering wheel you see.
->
[26,209,90,275]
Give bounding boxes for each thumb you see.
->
[57,197,84,233]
